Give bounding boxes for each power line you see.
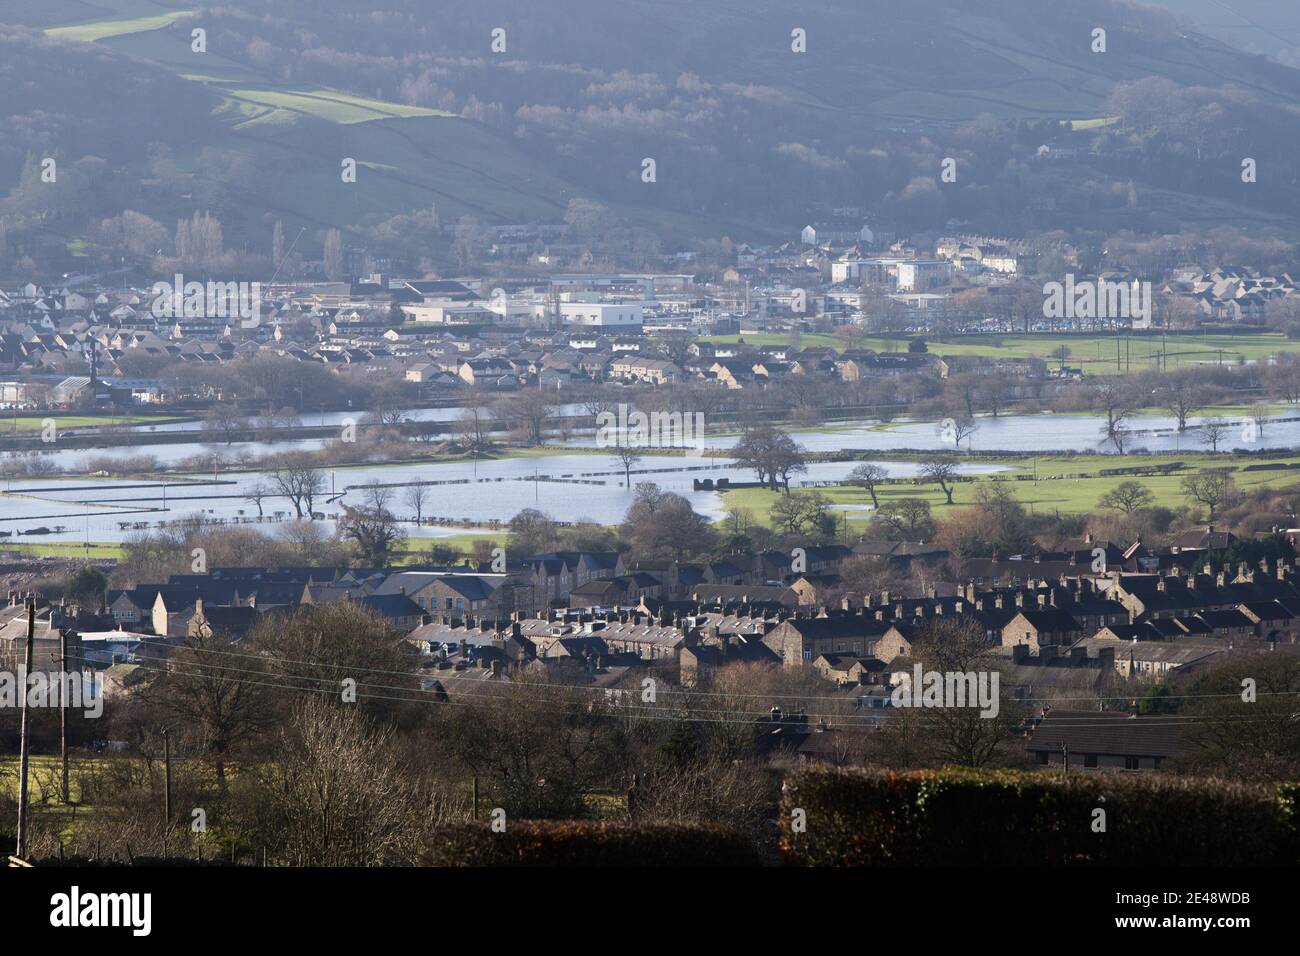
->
[91,653,1300,733]
[139,638,1300,707]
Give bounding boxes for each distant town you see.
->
[3,0,1299,894]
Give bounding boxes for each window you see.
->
[1124,756,1140,770]
[1083,754,1098,768]
[1035,750,1048,765]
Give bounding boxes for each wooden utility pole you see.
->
[59,627,69,804]
[163,728,173,859]
[15,598,34,860]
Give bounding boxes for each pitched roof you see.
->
[1026,710,1186,758]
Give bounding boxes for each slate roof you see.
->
[1026,710,1186,759]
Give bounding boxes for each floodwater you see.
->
[5,405,1297,544]
[0,449,999,543]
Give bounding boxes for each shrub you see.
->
[780,767,1300,866]
[421,821,763,866]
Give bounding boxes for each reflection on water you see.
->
[0,449,1000,543]
[8,406,1298,544]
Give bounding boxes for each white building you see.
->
[559,302,643,329]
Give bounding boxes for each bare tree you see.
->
[1097,480,1154,514]
[403,484,429,524]
[847,462,888,508]
[1181,469,1237,519]
[339,486,406,564]
[456,390,494,452]
[261,698,424,866]
[940,414,979,450]
[269,456,326,519]
[201,404,246,445]
[495,391,554,446]
[244,480,273,518]
[612,443,643,487]
[145,631,273,789]
[876,498,936,540]
[920,456,960,505]
[904,617,1025,767]
[1159,372,1198,431]
[1092,379,1136,452]
[731,424,807,492]
[1200,417,1230,452]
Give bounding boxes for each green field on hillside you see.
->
[46,8,191,42]
[33,0,709,246]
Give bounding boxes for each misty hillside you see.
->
[4,0,1300,274]
[1151,0,1300,65]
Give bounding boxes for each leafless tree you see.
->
[457,391,494,451]
[403,483,429,524]
[904,617,1025,767]
[144,631,273,789]
[1097,480,1154,514]
[260,698,424,866]
[244,480,273,518]
[612,443,642,487]
[268,456,325,519]
[1092,379,1136,452]
[919,456,959,505]
[495,391,554,446]
[339,486,406,564]
[1181,468,1237,519]
[847,463,888,508]
[201,404,245,445]
[1159,372,1198,431]
[1200,416,1230,452]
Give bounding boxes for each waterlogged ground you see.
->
[5,404,1299,543]
[0,450,1003,544]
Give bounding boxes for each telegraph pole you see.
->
[163,728,173,859]
[59,626,69,804]
[15,597,35,859]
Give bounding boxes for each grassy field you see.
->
[0,536,499,564]
[35,0,703,247]
[0,756,94,803]
[704,331,1300,371]
[0,755,109,842]
[46,8,191,42]
[220,88,449,125]
[398,531,508,562]
[721,451,1300,533]
[0,414,180,433]
[0,541,126,560]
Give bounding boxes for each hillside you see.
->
[4,0,1300,273]
[1152,0,1300,65]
